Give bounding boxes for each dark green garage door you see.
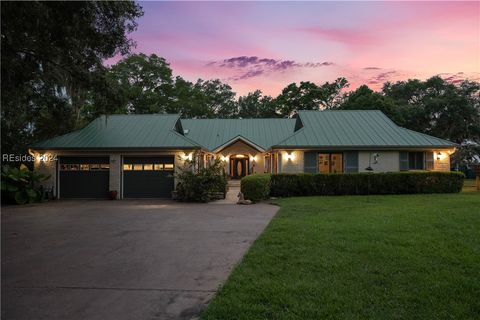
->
[123,156,174,198]
[59,157,110,199]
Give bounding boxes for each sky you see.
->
[107,1,480,96]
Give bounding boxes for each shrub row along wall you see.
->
[240,174,271,202]
[241,172,464,200]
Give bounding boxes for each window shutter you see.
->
[399,152,409,171]
[304,151,318,173]
[344,151,359,173]
[425,151,434,170]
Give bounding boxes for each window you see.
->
[264,154,271,173]
[60,163,109,171]
[133,164,143,171]
[123,164,133,171]
[154,164,163,170]
[164,163,174,170]
[318,153,343,173]
[143,164,153,171]
[408,152,424,170]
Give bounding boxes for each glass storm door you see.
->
[318,153,330,173]
[330,153,343,173]
[318,153,343,173]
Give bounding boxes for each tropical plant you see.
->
[1,165,50,204]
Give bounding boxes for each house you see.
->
[30,110,456,199]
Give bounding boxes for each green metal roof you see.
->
[274,110,456,149]
[31,114,200,150]
[181,118,296,151]
[31,111,456,151]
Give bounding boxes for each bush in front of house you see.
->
[270,171,465,197]
[1,164,51,204]
[241,174,271,202]
[175,154,228,202]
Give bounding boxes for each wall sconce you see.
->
[285,152,295,161]
[220,156,228,162]
[436,152,444,160]
[181,153,193,161]
[250,155,256,162]
[38,153,49,163]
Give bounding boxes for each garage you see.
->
[59,156,110,198]
[123,156,175,198]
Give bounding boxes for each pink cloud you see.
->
[298,27,377,46]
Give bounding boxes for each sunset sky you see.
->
[108,1,480,96]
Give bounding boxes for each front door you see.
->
[230,158,249,179]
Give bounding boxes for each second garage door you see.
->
[123,156,175,198]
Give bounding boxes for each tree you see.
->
[275,78,349,117]
[238,90,279,118]
[171,77,211,118]
[340,85,402,124]
[1,1,143,154]
[197,79,238,118]
[109,53,174,114]
[382,76,480,144]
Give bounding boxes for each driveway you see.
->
[2,200,277,320]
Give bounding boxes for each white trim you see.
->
[213,136,265,153]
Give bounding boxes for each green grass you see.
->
[202,193,480,320]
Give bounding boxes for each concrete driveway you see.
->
[2,200,277,320]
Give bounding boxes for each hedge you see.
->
[270,172,465,197]
[241,174,271,202]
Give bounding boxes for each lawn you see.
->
[202,192,480,320]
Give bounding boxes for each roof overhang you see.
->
[213,135,266,153]
[29,146,203,152]
[270,145,457,151]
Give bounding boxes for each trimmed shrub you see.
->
[175,154,228,202]
[270,171,464,197]
[241,174,271,202]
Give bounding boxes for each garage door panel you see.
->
[123,156,174,198]
[59,157,110,199]
[60,171,109,198]
[124,172,173,198]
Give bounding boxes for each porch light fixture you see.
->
[236,154,245,158]
[181,153,193,161]
[250,155,256,162]
[285,152,295,161]
[436,152,444,160]
[220,156,228,162]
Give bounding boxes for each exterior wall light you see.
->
[436,152,444,160]
[181,153,193,161]
[285,152,295,161]
[220,156,228,162]
[250,155,256,162]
